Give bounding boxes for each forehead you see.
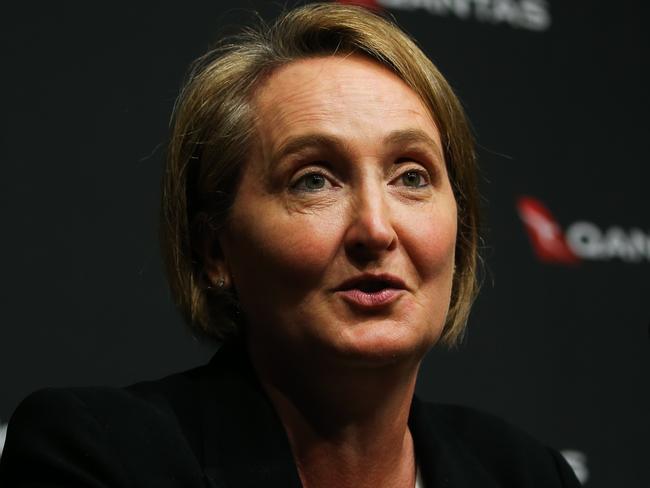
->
[251,54,441,153]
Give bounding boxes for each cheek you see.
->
[396,202,457,342]
[398,203,457,280]
[223,202,340,296]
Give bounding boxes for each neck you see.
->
[248,340,422,488]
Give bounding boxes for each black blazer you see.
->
[0,343,580,487]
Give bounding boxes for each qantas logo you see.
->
[338,0,551,31]
[517,196,650,264]
[516,196,578,264]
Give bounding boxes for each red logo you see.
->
[516,196,579,264]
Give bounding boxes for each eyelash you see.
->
[398,168,431,188]
[290,168,332,193]
[290,165,432,192]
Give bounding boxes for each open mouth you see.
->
[355,280,392,293]
[336,273,406,293]
[335,273,406,308]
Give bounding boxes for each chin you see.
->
[327,319,439,368]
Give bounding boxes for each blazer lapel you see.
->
[199,342,302,488]
[409,397,501,488]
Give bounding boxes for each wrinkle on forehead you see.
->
[250,55,441,172]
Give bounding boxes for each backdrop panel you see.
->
[1,2,646,486]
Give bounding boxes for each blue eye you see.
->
[292,172,328,192]
[401,170,428,188]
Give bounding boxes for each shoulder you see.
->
[16,363,207,452]
[0,366,210,487]
[423,402,547,452]
[412,400,581,487]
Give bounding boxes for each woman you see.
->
[0,3,580,487]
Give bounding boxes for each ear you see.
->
[200,231,231,289]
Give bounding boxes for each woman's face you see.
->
[212,55,457,367]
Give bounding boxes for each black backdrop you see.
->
[1,1,647,486]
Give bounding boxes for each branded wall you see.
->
[1,1,646,486]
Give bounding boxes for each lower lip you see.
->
[337,288,404,308]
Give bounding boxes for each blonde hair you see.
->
[161,2,480,347]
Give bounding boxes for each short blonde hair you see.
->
[161,2,480,347]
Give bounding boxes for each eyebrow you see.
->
[271,128,443,168]
[382,129,443,161]
[271,134,347,168]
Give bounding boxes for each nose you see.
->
[343,184,398,261]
